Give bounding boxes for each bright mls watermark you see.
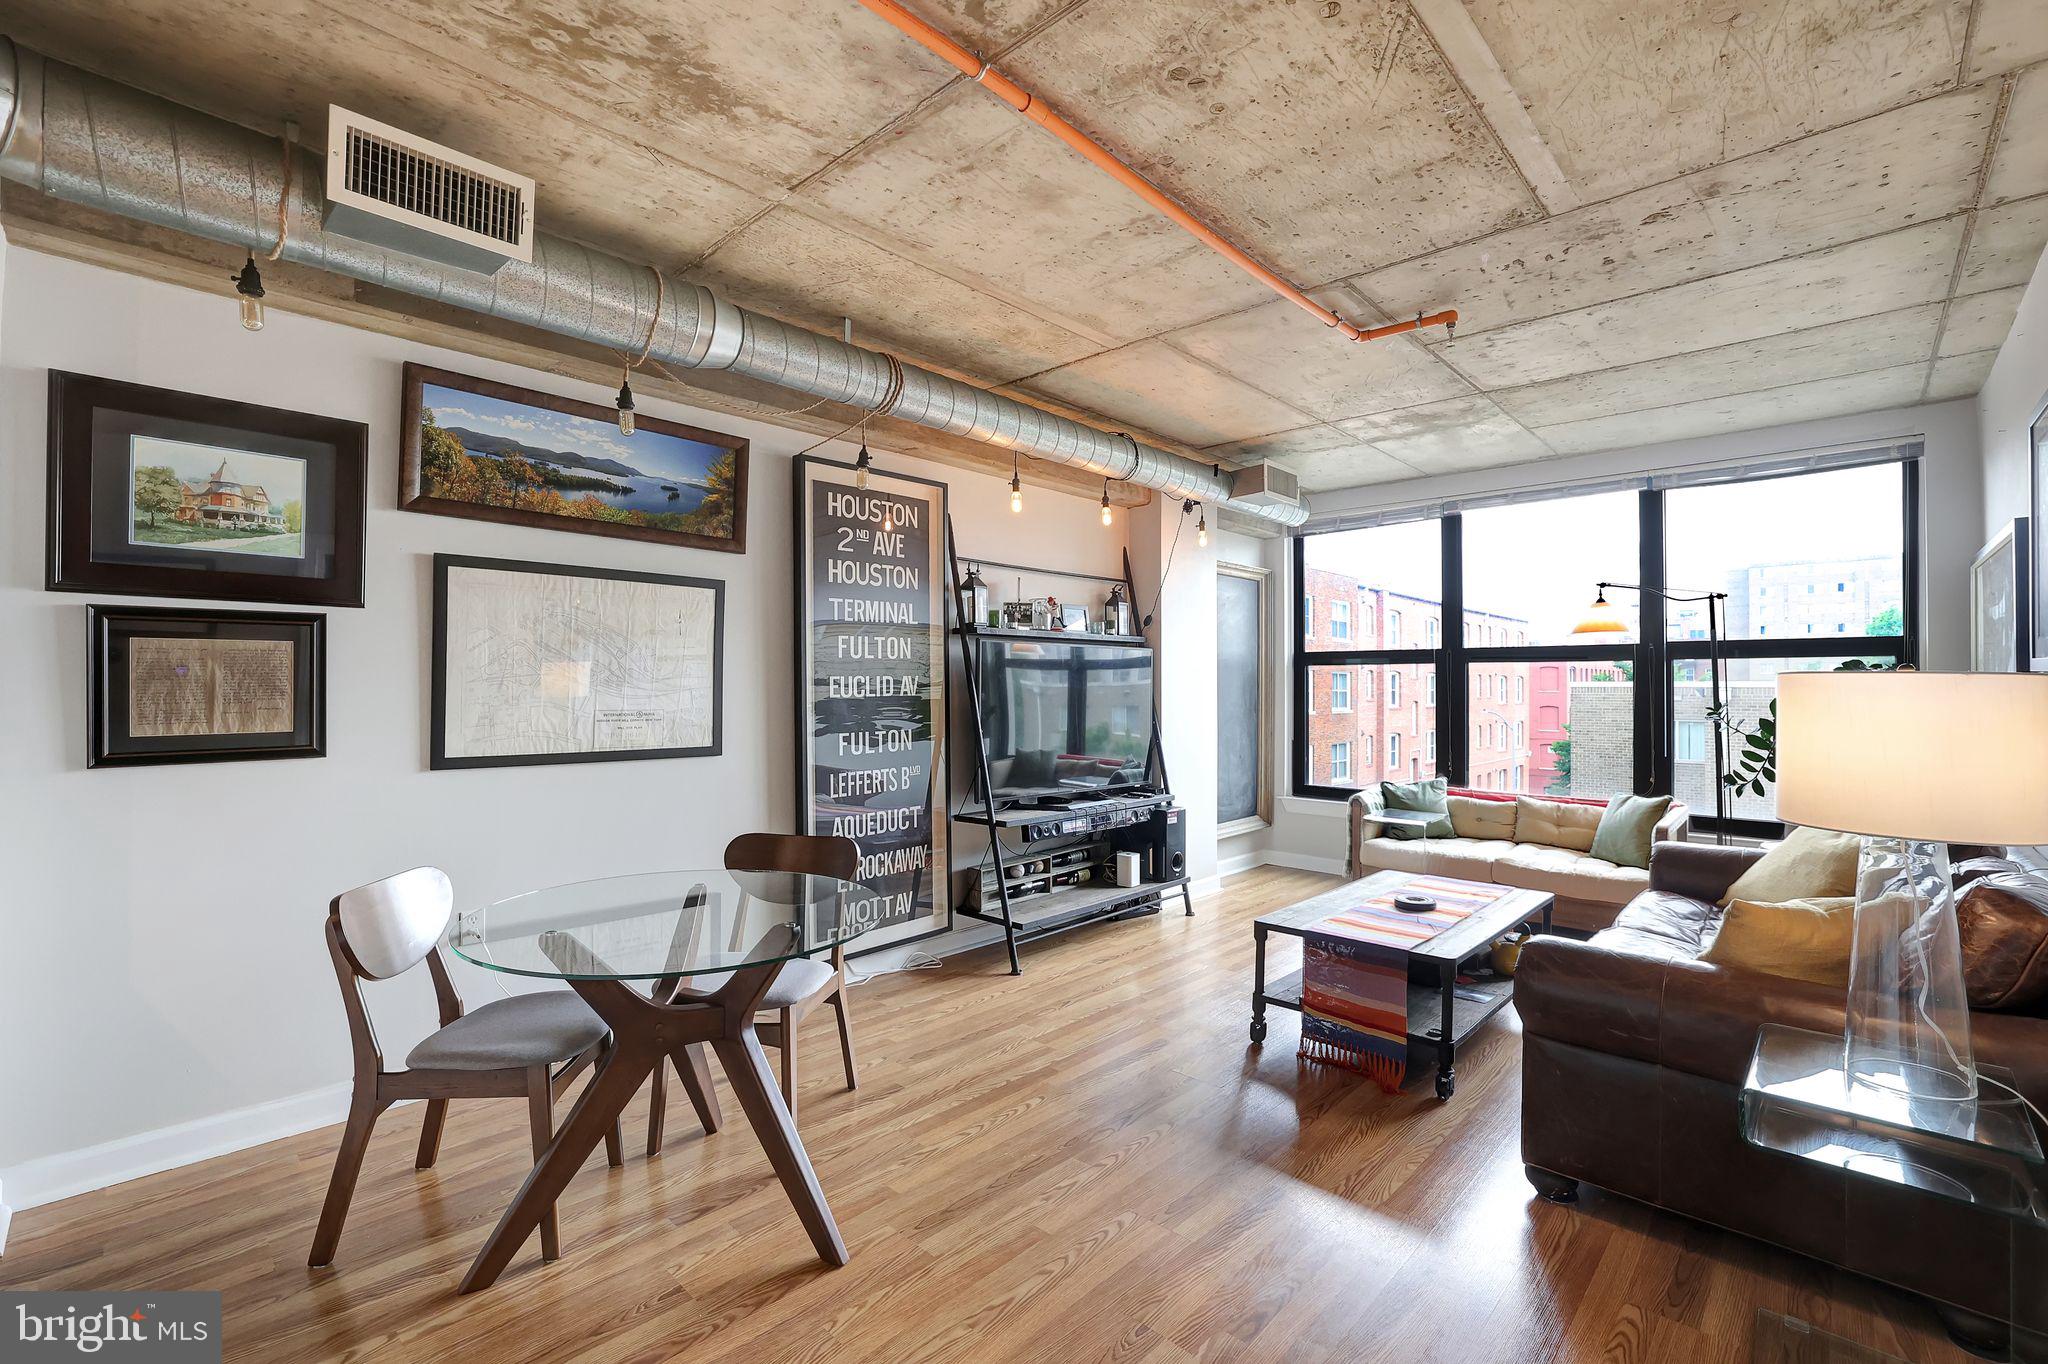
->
[3,1292,220,1360]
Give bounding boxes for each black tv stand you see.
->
[944,526,1194,974]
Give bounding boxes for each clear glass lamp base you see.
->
[1844,837,1977,1105]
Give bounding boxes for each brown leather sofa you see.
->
[1518,841,2047,1352]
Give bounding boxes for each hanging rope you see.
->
[264,127,296,262]
[616,267,665,391]
[795,352,908,457]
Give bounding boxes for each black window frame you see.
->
[1291,462,1920,836]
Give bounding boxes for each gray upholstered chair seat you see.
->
[673,957,835,1009]
[405,991,609,1071]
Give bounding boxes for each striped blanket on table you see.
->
[1297,875,1513,1092]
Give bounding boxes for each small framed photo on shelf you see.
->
[48,371,367,608]
[88,605,326,767]
[1060,603,1091,632]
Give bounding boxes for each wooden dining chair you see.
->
[310,866,624,1269]
[647,834,860,1147]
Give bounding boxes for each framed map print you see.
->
[794,455,950,956]
[431,554,724,770]
[48,371,367,607]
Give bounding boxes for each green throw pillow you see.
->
[1589,792,1672,869]
[1379,777,1453,840]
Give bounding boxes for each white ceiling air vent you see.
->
[323,107,534,274]
[1229,461,1301,510]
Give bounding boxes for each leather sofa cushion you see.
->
[1607,889,1721,956]
[1514,796,1601,852]
[1493,844,1646,905]
[1958,874,2048,1011]
[1448,794,1516,841]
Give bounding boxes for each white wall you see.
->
[1266,399,1984,867]
[0,249,1136,1196]
[1981,246,2048,537]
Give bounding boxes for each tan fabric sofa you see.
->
[1346,789,1691,934]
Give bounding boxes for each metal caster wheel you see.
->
[1435,1072,1455,1100]
[1249,1017,1267,1044]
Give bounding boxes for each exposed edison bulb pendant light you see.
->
[1101,478,1113,527]
[854,443,873,490]
[231,254,266,332]
[615,375,636,436]
[1010,454,1023,514]
[1197,506,1209,548]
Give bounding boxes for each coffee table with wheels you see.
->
[1250,870,1553,1100]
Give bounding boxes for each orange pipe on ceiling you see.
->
[850,0,1458,345]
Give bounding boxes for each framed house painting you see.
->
[1972,519,2030,673]
[432,554,725,770]
[2033,394,2048,671]
[88,605,326,767]
[48,372,367,607]
[401,364,749,554]
[793,455,950,956]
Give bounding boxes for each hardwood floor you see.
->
[4,866,1977,1362]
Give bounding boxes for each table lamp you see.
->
[1776,670,2048,1103]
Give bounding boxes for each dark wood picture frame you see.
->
[88,605,326,767]
[431,553,726,770]
[400,363,750,554]
[792,455,952,957]
[2031,392,2048,672]
[49,371,367,608]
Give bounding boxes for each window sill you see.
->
[1280,795,1351,819]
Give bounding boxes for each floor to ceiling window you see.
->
[1292,456,1920,833]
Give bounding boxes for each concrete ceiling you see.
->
[4,0,2044,496]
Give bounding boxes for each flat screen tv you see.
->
[977,636,1155,801]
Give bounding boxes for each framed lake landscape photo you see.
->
[401,364,749,553]
[48,372,367,607]
[432,554,725,770]
[88,605,326,767]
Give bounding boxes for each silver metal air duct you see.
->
[0,37,1308,527]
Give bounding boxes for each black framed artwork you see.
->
[88,605,326,767]
[2031,393,2048,671]
[793,455,951,956]
[431,554,725,770]
[400,363,749,554]
[49,371,368,608]
[1972,519,2030,673]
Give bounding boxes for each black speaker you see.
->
[1147,806,1187,883]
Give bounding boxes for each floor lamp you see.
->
[1776,670,2048,1105]
[1573,582,1731,844]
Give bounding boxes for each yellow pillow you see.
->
[1718,824,1862,907]
[1703,896,1856,987]
[1448,794,1516,841]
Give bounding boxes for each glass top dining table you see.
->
[445,866,877,1294]
[449,868,874,982]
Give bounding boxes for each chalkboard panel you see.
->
[1217,569,1265,825]
[795,456,950,954]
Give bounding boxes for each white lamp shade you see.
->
[1776,670,2048,844]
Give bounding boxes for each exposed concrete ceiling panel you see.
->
[1488,307,1945,427]
[1015,338,1314,449]
[1432,219,1967,389]
[349,0,1059,189]
[0,0,776,265]
[1204,423,1420,491]
[1161,297,1473,420]
[994,0,1544,283]
[798,85,1276,343]
[1927,349,2001,399]
[1,0,2039,497]
[687,207,1101,384]
[1531,362,1934,457]
[1939,286,2028,356]
[1969,0,2048,79]
[1460,0,1971,201]
[1958,195,2048,292]
[1337,394,1553,473]
[1984,66,2048,206]
[1350,85,1996,336]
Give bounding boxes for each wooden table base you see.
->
[457,959,849,1293]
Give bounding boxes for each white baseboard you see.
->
[1215,849,1264,879]
[1260,849,1347,876]
[0,1080,368,1213]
